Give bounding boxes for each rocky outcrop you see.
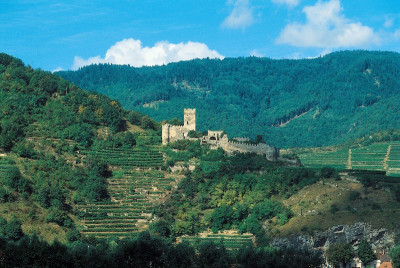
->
[271,222,396,252]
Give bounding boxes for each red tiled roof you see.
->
[378,261,393,268]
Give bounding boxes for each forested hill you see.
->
[0,53,159,241]
[57,50,400,148]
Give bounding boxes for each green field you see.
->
[350,142,388,171]
[298,142,400,177]
[298,148,349,170]
[0,157,15,178]
[387,142,400,176]
[181,233,253,250]
[81,147,164,168]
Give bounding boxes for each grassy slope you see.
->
[276,177,400,236]
[0,153,68,242]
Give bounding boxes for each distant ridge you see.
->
[57,50,400,148]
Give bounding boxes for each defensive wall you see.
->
[162,108,279,161]
[223,141,279,161]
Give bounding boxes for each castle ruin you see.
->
[162,108,196,144]
[162,109,279,161]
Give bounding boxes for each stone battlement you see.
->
[228,141,269,148]
[225,140,278,161]
[231,137,251,142]
[164,124,185,130]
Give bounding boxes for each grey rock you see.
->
[271,222,396,252]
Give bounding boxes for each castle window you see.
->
[210,137,216,140]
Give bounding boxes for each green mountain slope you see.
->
[57,50,400,148]
[0,53,161,241]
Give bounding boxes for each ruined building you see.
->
[162,108,196,144]
[162,109,279,161]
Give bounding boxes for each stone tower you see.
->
[162,124,170,145]
[184,108,196,131]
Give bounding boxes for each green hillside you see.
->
[2,52,400,266]
[0,53,161,241]
[57,50,400,148]
[297,138,400,176]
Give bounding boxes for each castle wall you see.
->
[162,108,197,145]
[207,131,224,139]
[163,108,279,161]
[231,137,251,142]
[221,141,279,161]
[162,124,187,145]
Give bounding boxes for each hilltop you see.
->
[57,50,400,148]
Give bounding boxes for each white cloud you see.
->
[72,38,224,70]
[384,17,394,28]
[271,0,299,7]
[52,67,64,73]
[276,0,380,48]
[250,49,265,57]
[393,29,400,40]
[222,0,254,29]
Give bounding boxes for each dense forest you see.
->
[57,50,400,148]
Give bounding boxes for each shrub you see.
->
[4,216,24,241]
[320,166,337,179]
[3,166,31,194]
[0,187,11,202]
[149,220,171,238]
[326,243,354,267]
[122,131,136,148]
[126,110,142,125]
[211,204,235,232]
[390,245,400,268]
[46,207,67,226]
[13,142,37,158]
[188,130,203,138]
[349,191,361,201]
[357,239,375,266]
[330,203,339,214]
[168,117,183,126]
[66,229,81,243]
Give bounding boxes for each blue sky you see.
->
[1,0,399,71]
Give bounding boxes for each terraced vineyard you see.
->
[0,157,15,178]
[387,142,400,176]
[181,232,254,250]
[77,147,176,238]
[298,142,400,177]
[78,169,178,238]
[298,149,349,170]
[81,147,164,168]
[350,143,388,171]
